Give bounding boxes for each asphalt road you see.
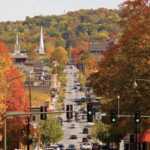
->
[58,66,93,149]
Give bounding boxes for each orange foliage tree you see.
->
[90,0,150,136]
[0,41,30,150]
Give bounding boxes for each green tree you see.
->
[59,72,68,87]
[90,120,110,143]
[78,71,85,88]
[40,114,64,144]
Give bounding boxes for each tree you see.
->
[40,114,64,144]
[0,42,30,150]
[59,72,68,87]
[27,50,40,61]
[78,71,85,88]
[90,120,110,143]
[90,0,150,136]
[50,46,69,65]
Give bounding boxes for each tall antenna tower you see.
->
[64,9,65,14]
[34,5,35,17]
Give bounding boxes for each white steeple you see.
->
[16,34,18,45]
[39,26,44,54]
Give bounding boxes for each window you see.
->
[101,45,103,47]
[35,65,41,69]
[35,72,41,76]
[94,45,96,47]
[45,81,50,86]
[90,45,93,48]
[107,45,109,47]
[97,50,100,53]
[91,49,96,53]
[97,45,99,47]
[45,76,50,80]
[101,51,103,54]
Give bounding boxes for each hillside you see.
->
[0,8,123,52]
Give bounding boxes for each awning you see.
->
[137,130,150,143]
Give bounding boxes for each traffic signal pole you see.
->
[136,123,137,150]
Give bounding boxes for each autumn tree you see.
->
[0,42,30,150]
[27,50,40,61]
[50,46,69,65]
[90,0,150,138]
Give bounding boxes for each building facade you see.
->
[89,39,117,55]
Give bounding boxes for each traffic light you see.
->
[40,106,47,120]
[87,103,93,122]
[66,105,73,119]
[33,133,37,138]
[111,110,116,123]
[135,111,140,123]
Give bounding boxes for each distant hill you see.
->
[0,8,123,52]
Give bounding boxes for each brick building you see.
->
[89,39,117,55]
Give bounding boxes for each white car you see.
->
[80,143,92,150]
[69,90,72,93]
[71,124,76,128]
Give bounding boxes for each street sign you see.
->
[95,112,101,120]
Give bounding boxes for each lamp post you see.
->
[118,95,120,118]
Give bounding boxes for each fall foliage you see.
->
[90,0,150,136]
[0,41,30,150]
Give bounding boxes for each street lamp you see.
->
[118,95,120,118]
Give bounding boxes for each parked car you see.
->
[57,144,65,150]
[68,144,76,149]
[87,135,92,139]
[70,134,77,139]
[83,128,88,134]
[82,137,89,142]
[74,85,78,89]
[69,90,73,93]
[74,99,79,102]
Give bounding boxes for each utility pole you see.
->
[27,117,30,150]
[4,83,6,150]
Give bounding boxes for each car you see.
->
[80,142,92,150]
[65,149,75,150]
[50,145,60,150]
[87,135,92,139]
[74,85,78,88]
[57,144,65,150]
[108,148,117,150]
[81,97,86,102]
[74,99,79,102]
[44,148,55,150]
[69,90,72,93]
[68,144,76,149]
[82,137,89,142]
[68,118,72,122]
[71,124,76,128]
[70,134,77,139]
[83,128,88,134]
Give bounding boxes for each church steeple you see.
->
[39,26,44,54]
[16,34,18,45]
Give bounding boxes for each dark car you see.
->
[83,128,88,134]
[82,137,89,142]
[70,135,77,139]
[87,135,92,139]
[68,118,72,122]
[81,97,86,102]
[57,144,65,150]
[68,144,76,150]
[74,99,79,102]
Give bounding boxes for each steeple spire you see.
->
[16,34,18,45]
[39,26,44,54]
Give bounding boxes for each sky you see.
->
[0,0,124,22]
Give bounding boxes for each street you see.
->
[58,65,93,149]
